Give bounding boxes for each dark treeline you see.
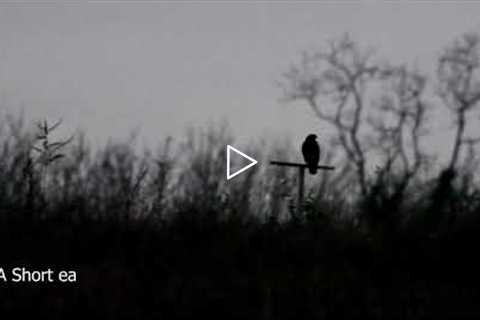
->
[1,32,480,319]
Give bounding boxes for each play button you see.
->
[226,145,258,180]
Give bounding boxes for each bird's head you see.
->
[306,134,317,141]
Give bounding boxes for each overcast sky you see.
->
[1,2,480,161]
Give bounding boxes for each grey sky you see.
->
[1,2,479,161]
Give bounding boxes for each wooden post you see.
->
[298,167,305,214]
[269,161,335,216]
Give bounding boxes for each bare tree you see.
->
[281,35,430,201]
[438,32,480,171]
[281,34,378,196]
[369,66,429,198]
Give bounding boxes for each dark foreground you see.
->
[1,212,480,320]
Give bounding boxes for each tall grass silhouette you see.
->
[0,112,479,319]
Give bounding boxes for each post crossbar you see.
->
[269,161,335,170]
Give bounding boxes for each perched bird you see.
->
[302,134,320,175]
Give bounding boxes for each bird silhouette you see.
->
[302,134,320,175]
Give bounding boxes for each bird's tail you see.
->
[308,166,317,175]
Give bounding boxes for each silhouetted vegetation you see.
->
[1,32,480,319]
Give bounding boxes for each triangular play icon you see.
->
[226,145,258,180]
